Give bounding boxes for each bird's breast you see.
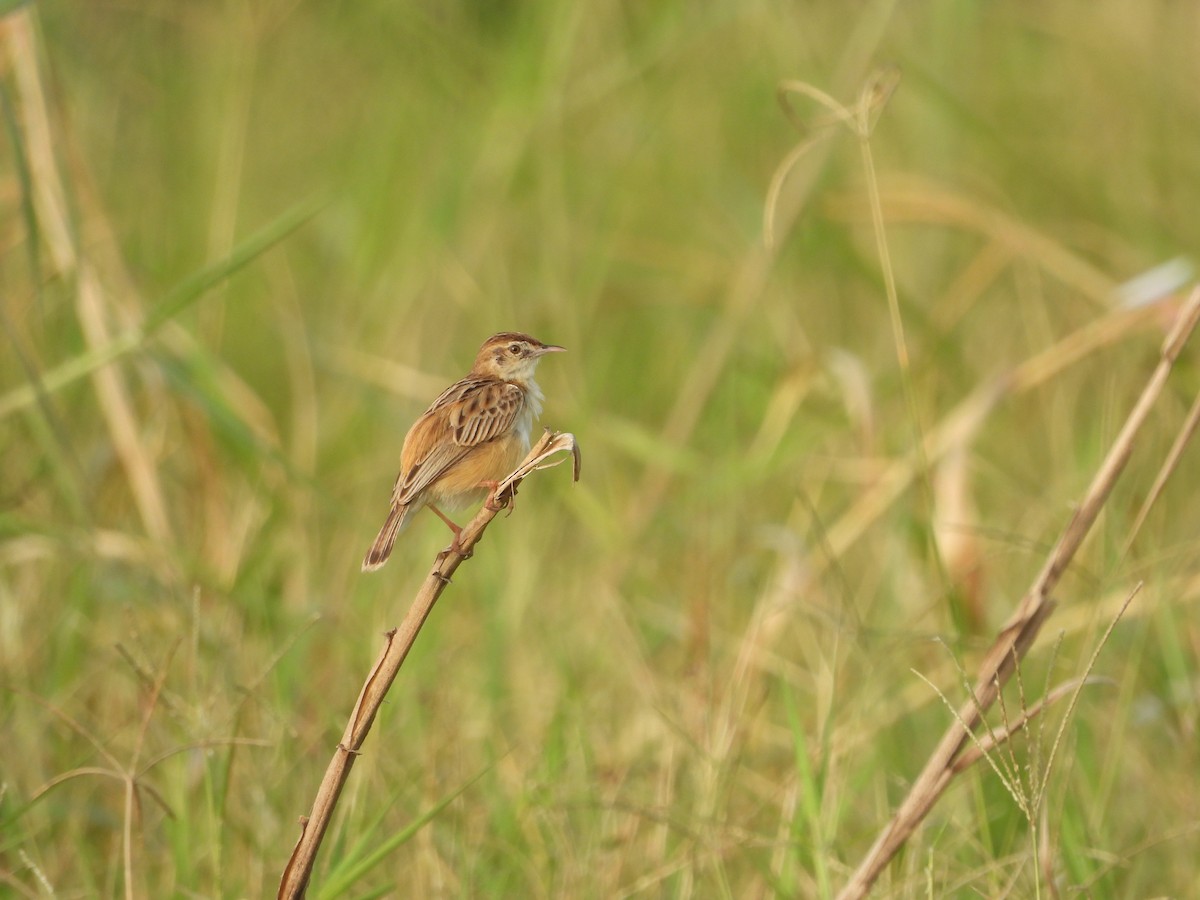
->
[515,378,543,451]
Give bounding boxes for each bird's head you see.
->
[471,332,565,382]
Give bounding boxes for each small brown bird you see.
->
[362,331,565,571]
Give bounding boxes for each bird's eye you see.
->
[508,343,522,355]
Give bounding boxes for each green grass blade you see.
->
[0,195,323,421]
[314,766,488,900]
[141,194,325,335]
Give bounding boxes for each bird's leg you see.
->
[478,480,510,513]
[427,504,470,555]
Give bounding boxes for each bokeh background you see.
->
[3,1,1199,896]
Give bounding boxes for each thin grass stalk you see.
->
[1121,386,1200,558]
[622,19,892,545]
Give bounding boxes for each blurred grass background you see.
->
[3,1,1199,896]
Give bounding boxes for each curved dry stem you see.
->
[765,69,899,249]
[277,430,580,899]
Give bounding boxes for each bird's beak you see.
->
[536,344,566,356]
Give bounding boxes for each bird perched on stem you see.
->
[362,332,565,571]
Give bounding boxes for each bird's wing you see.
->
[390,378,525,504]
[444,378,525,446]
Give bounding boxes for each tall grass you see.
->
[3,1,1199,896]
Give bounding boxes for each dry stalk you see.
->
[277,431,580,900]
[837,286,1200,899]
[941,674,1108,777]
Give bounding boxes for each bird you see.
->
[361,331,565,571]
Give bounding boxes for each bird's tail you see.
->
[362,503,412,571]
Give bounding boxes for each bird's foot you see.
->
[478,480,511,514]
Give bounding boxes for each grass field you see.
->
[3,2,1199,897]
